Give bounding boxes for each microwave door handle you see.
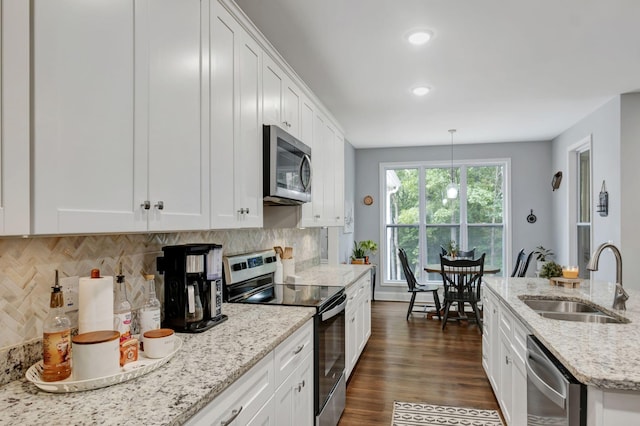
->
[525,350,567,409]
[300,154,312,191]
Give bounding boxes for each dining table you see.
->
[424,263,501,324]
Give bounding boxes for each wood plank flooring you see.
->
[338,301,501,426]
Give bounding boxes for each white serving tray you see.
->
[25,337,182,393]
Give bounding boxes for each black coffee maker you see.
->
[157,244,227,333]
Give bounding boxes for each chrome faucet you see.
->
[586,242,628,310]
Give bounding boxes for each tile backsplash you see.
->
[0,227,320,383]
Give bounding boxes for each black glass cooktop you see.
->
[241,284,344,309]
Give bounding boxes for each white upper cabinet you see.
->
[262,54,300,137]
[211,0,263,228]
[32,0,210,234]
[0,0,30,236]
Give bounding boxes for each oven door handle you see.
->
[321,294,347,321]
[526,350,567,410]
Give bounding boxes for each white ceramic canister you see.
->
[142,328,175,359]
[72,330,120,381]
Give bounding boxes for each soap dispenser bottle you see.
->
[42,270,72,382]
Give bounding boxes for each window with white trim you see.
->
[383,161,507,283]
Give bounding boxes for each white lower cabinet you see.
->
[346,273,372,379]
[186,320,313,426]
[483,287,527,426]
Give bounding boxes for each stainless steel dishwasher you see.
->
[526,336,586,425]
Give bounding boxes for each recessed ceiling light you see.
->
[407,30,432,46]
[412,86,430,96]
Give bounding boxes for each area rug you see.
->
[392,401,503,426]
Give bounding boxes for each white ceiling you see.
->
[235,0,640,148]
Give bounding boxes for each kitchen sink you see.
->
[520,297,630,324]
[537,311,627,324]
[522,299,599,313]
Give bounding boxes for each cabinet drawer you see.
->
[186,352,274,426]
[512,319,529,367]
[498,303,513,338]
[274,320,313,387]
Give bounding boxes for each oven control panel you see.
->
[223,250,278,285]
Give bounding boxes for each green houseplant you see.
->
[539,261,562,279]
[351,240,378,264]
[533,246,554,271]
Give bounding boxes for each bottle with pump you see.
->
[114,263,132,342]
[139,273,161,351]
[42,270,72,382]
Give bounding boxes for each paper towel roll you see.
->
[78,274,114,334]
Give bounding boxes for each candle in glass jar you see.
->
[562,266,579,279]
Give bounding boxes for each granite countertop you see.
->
[484,276,640,391]
[292,263,373,287]
[0,303,315,426]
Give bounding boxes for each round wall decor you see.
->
[363,195,374,206]
[527,209,537,224]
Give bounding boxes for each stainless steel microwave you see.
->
[263,124,311,205]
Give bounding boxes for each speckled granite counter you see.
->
[0,303,314,425]
[484,277,640,391]
[293,263,373,287]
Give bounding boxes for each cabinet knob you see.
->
[336,216,340,220]
[314,215,321,219]
[505,355,511,365]
[245,208,250,214]
[296,379,306,392]
[238,208,245,215]
[154,201,164,210]
[140,201,151,210]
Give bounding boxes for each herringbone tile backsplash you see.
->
[0,228,321,351]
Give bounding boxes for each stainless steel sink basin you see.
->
[522,299,599,313]
[520,297,630,324]
[537,311,628,324]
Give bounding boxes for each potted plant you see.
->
[351,241,366,264]
[539,261,563,279]
[533,246,554,272]
[351,240,378,264]
[447,240,458,258]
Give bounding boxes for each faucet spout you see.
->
[587,242,626,310]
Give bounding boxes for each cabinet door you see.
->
[144,0,210,231]
[262,54,283,128]
[498,331,513,426]
[332,131,345,225]
[33,0,142,234]
[362,278,372,344]
[0,0,30,235]
[211,1,262,228]
[283,82,300,137]
[311,113,327,224]
[275,352,313,426]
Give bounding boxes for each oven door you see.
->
[316,293,346,422]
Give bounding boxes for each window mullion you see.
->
[459,165,468,250]
[418,166,427,281]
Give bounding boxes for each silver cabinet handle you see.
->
[314,215,320,219]
[154,201,164,210]
[293,344,304,355]
[220,407,243,425]
[245,208,249,214]
[238,208,245,214]
[141,201,151,210]
[296,380,306,392]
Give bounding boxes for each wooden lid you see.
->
[72,330,120,344]
[143,328,174,339]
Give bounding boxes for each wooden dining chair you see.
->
[456,247,476,259]
[439,253,485,331]
[511,249,533,277]
[398,248,442,321]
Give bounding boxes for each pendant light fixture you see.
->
[446,129,458,199]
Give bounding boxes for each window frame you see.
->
[379,158,511,286]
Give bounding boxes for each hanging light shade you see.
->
[446,129,458,199]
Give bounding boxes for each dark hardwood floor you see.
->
[338,301,501,425]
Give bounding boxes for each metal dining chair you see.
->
[398,248,442,321]
[511,249,533,277]
[439,253,485,331]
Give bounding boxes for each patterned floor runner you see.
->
[392,401,503,426]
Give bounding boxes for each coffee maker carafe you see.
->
[157,244,227,333]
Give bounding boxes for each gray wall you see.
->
[354,140,553,300]
[551,93,640,288]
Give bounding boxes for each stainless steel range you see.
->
[224,250,346,426]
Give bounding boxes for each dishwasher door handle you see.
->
[526,351,567,410]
